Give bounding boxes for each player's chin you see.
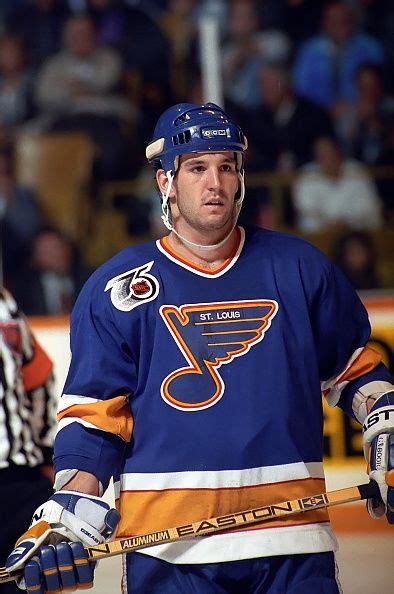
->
[202,204,233,220]
[203,212,231,227]
[202,216,234,234]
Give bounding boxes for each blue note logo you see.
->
[160,300,278,411]
[105,261,159,311]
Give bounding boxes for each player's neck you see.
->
[167,226,239,269]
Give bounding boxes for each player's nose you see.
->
[206,166,221,189]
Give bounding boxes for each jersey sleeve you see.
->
[306,255,391,408]
[54,274,137,488]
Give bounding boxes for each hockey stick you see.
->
[0,480,380,584]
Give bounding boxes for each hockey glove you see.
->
[362,390,394,523]
[5,491,120,593]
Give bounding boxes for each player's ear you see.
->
[156,169,171,196]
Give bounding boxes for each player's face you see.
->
[169,152,239,239]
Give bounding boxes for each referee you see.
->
[0,288,56,594]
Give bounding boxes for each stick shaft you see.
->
[0,481,379,583]
[86,481,378,560]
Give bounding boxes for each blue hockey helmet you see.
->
[145,102,248,176]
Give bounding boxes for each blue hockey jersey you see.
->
[55,227,389,563]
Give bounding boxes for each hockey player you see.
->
[6,103,394,593]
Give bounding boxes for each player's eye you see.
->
[221,163,236,172]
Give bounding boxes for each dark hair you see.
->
[356,62,384,82]
[313,133,342,151]
[31,226,81,271]
[333,231,379,290]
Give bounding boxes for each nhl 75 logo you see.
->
[105,261,159,311]
[160,300,278,411]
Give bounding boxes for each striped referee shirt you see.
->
[0,288,56,469]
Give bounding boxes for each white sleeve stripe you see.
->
[57,394,102,413]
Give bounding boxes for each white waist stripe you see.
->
[119,461,324,492]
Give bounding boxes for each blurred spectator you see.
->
[120,2,171,150]
[239,63,334,172]
[336,63,394,163]
[332,230,380,290]
[33,14,135,180]
[292,1,384,113]
[34,14,130,120]
[83,0,169,68]
[5,0,71,69]
[280,0,324,46]
[374,114,394,224]
[222,0,290,109]
[158,0,199,101]
[13,227,92,316]
[293,135,382,233]
[257,1,323,46]
[0,144,42,288]
[113,191,152,238]
[0,35,35,139]
[80,1,171,135]
[348,0,394,83]
[122,2,170,88]
[83,0,133,48]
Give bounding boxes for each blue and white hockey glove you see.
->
[5,491,120,593]
[362,390,394,523]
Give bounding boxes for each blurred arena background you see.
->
[1,1,393,592]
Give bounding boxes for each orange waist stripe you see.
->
[116,477,328,536]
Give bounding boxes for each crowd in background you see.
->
[0,0,393,313]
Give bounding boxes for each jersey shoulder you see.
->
[73,240,159,312]
[245,226,330,264]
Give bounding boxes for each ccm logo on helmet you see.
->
[201,128,228,138]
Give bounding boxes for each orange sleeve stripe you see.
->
[116,477,327,537]
[57,395,133,442]
[22,338,53,392]
[336,346,382,385]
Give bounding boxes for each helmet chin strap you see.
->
[161,170,245,251]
